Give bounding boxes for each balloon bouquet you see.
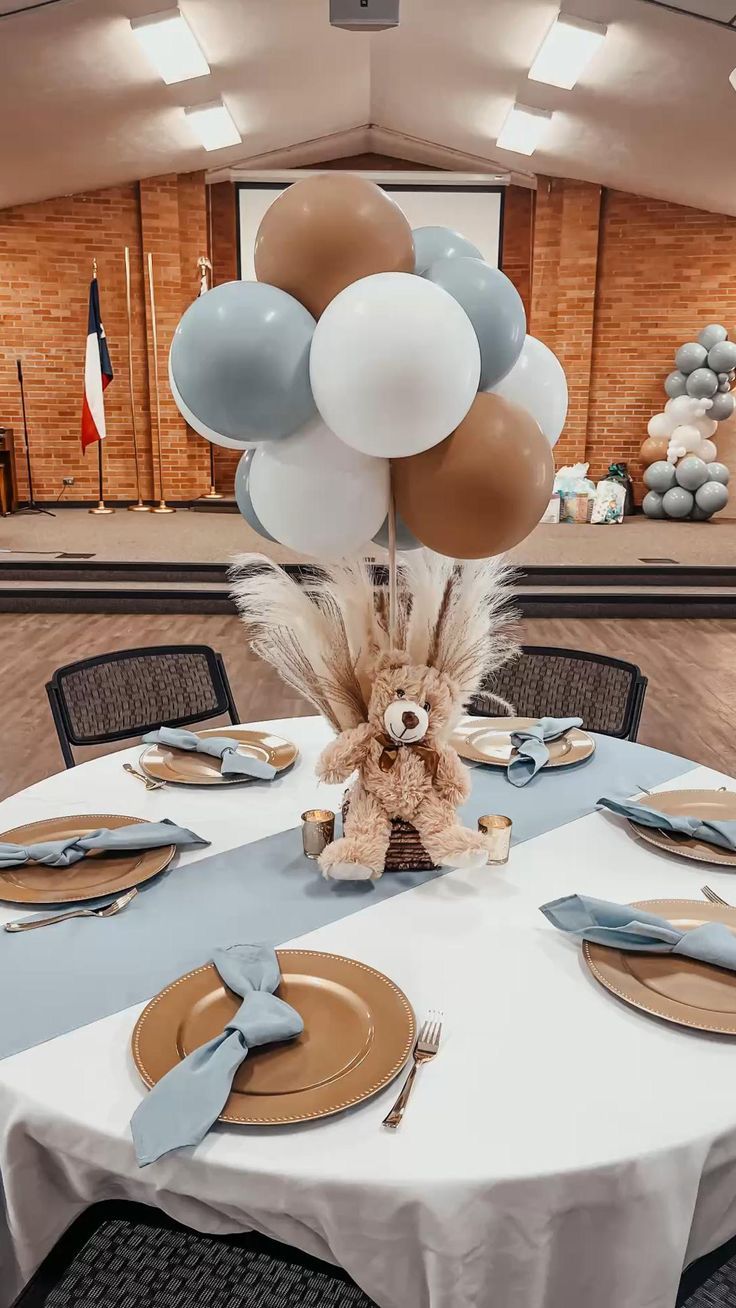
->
[641,325,733,522]
[169,175,569,880]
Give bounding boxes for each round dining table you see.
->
[1,715,736,1308]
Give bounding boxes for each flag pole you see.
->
[147,252,174,514]
[124,246,150,512]
[89,258,114,515]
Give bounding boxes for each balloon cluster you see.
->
[169,174,568,561]
[641,324,733,522]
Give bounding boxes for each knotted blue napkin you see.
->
[131,944,304,1166]
[541,894,736,969]
[142,727,277,780]
[598,797,736,852]
[507,716,583,787]
[0,819,208,870]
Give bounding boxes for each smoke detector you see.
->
[330,0,399,31]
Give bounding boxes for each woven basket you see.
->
[342,794,438,873]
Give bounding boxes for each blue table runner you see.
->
[0,736,695,1061]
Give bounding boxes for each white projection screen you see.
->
[237,181,504,279]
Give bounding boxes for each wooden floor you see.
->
[1,613,733,802]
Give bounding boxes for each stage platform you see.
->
[1,507,735,617]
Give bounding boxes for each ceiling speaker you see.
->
[329,0,399,31]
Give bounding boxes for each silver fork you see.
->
[4,888,138,933]
[702,885,729,907]
[382,1011,442,1129]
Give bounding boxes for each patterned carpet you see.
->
[43,1218,377,1308]
[683,1261,736,1307]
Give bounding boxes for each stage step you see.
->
[0,562,735,618]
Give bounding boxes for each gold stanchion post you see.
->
[146,252,174,514]
[89,259,114,515]
[387,476,398,648]
[124,246,150,511]
[196,254,222,501]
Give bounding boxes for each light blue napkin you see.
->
[598,796,736,852]
[0,819,208,870]
[507,716,583,787]
[541,893,736,970]
[131,943,303,1166]
[142,726,277,780]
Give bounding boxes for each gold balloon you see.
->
[393,393,555,560]
[640,436,670,466]
[254,174,415,319]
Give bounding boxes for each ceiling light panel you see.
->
[184,100,241,151]
[131,7,210,85]
[529,13,607,90]
[497,104,553,155]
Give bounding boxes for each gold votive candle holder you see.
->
[478,814,512,865]
[301,809,336,860]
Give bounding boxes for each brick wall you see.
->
[0,172,211,502]
[500,184,532,319]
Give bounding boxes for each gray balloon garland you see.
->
[643,323,732,522]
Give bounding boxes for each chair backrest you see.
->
[46,645,239,766]
[470,645,647,741]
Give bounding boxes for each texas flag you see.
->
[81,276,113,450]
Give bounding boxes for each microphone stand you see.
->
[16,359,54,517]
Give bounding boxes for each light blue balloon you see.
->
[170,281,316,444]
[664,370,688,399]
[675,456,709,492]
[697,324,727,351]
[662,486,694,519]
[707,341,736,374]
[413,226,482,276]
[675,342,707,375]
[373,513,422,552]
[643,460,676,494]
[695,481,729,515]
[686,368,718,399]
[426,257,526,390]
[710,392,735,422]
[234,449,277,543]
[642,491,666,519]
[690,504,713,521]
[707,463,730,486]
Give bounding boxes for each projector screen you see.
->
[237,181,504,280]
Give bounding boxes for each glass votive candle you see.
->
[301,809,336,860]
[478,814,512,865]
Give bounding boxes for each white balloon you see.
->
[694,415,718,440]
[249,417,389,558]
[665,394,712,423]
[671,423,702,453]
[648,412,676,440]
[309,272,480,458]
[700,439,718,463]
[489,335,567,447]
[169,355,257,451]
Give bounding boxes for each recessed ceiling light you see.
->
[130,7,209,85]
[528,13,607,90]
[497,104,553,156]
[184,100,242,151]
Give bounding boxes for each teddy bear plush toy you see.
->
[232,550,517,882]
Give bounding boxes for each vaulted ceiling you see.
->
[1,0,735,215]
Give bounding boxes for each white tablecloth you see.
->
[1,716,736,1308]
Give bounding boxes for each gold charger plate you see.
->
[132,949,415,1125]
[451,716,595,770]
[140,727,298,787]
[628,789,736,868]
[584,899,736,1034]
[0,814,175,905]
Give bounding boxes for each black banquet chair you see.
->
[468,645,648,742]
[10,1201,377,1308]
[46,645,240,768]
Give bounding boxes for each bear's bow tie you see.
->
[377,735,438,778]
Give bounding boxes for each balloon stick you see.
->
[388,475,397,648]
